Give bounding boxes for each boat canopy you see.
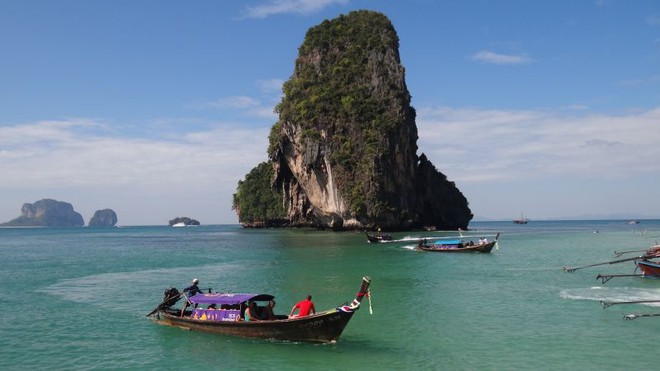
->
[187,293,274,305]
[435,239,462,245]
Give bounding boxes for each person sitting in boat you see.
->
[244,301,260,322]
[260,300,277,320]
[290,295,316,318]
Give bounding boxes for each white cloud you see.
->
[240,0,348,19]
[256,79,284,93]
[188,95,278,120]
[470,50,532,65]
[647,14,660,26]
[195,96,261,109]
[416,106,660,183]
[5,107,659,224]
[0,119,270,224]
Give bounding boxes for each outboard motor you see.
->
[161,287,181,308]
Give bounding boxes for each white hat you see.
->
[192,278,199,284]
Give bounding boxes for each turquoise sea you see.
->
[2,220,660,370]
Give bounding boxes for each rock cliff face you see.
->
[88,209,118,227]
[2,199,85,227]
[237,10,472,230]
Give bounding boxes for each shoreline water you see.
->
[1,219,659,369]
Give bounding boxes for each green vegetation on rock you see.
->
[232,162,286,225]
[235,10,472,230]
[271,10,406,216]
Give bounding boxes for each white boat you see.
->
[172,222,186,227]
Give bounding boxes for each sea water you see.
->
[1,220,660,370]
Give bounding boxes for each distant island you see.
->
[169,217,200,227]
[1,199,118,227]
[88,209,118,227]
[1,199,85,227]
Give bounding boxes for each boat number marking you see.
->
[298,314,340,328]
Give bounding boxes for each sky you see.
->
[1,0,659,226]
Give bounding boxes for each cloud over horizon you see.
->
[2,105,659,224]
[470,50,532,65]
[240,0,348,19]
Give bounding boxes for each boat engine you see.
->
[161,287,181,308]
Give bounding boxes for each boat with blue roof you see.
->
[417,233,500,253]
[147,276,372,343]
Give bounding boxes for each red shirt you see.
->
[293,299,315,316]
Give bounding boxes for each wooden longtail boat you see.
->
[365,231,393,243]
[148,276,371,343]
[417,233,500,253]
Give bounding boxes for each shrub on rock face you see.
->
[232,162,287,227]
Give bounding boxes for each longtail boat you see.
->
[417,233,500,253]
[147,276,372,343]
[566,245,660,282]
[365,230,393,243]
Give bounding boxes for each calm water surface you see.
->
[1,220,660,370]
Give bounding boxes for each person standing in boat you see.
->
[290,295,316,318]
[182,278,203,310]
[184,278,203,297]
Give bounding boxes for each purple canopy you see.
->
[187,293,274,305]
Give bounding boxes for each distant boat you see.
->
[365,231,393,243]
[417,233,500,253]
[513,213,528,224]
[628,220,640,225]
[172,222,186,227]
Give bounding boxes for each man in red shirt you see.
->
[289,295,316,317]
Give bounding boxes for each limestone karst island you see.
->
[233,11,472,231]
[1,199,117,227]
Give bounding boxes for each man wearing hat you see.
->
[184,278,203,297]
[183,278,203,310]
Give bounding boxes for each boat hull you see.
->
[418,241,496,253]
[637,260,660,278]
[154,308,356,343]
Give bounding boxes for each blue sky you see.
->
[1,0,659,225]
